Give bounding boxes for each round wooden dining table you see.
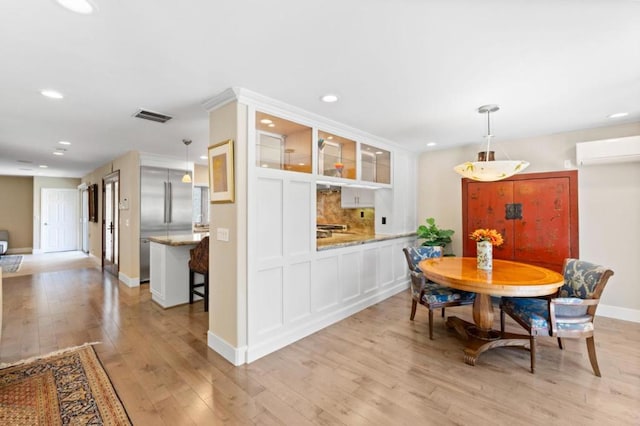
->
[418,257,564,366]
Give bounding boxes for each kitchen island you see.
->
[148,233,208,308]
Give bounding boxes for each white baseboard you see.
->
[597,304,640,323]
[7,248,33,255]
[118,272,140,288]
[207,331,247,366]
[245,280,410,364]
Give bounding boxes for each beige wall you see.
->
[82,151,140,281]
[32,176,81,252]
[194,164,208,186]
[209,101,247,348]
[0,176,33,252]
[418,122,640,314]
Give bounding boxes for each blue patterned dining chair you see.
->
[500,258,614,375]
[403,246,475,340]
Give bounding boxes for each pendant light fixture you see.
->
[181,139,192,183]
[453,105,529,181]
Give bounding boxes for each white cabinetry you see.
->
[341,187,375,208]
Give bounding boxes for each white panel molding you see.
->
[245,279,410,363]
[207,331,247,366]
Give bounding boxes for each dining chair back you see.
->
[402,246,475,339]
[500,258,614,375]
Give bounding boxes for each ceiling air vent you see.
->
[133,109,173,123]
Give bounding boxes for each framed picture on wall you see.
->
[208,139,235,203]
[88,183,98,222]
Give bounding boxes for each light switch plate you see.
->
[216,227,230,242]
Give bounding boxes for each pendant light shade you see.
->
[454,105,529,181]
[182,139,192,183]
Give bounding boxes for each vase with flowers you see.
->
[469,228,504,271]
[334,162,344,177]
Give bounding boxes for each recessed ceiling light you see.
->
[41,89,64,99]
[55,0,96,15]
[53,152,64,156]
[260,119,273,124]
[261,164,269,168]
[321,94,339,103]
[327,136,334,140]
[39,165,48,168]
[607,112,629,119]
[426,142,437,147]
[199,155,207,160]
[58,140,72,145]
[268,123,275,128]
[375,151,384,155]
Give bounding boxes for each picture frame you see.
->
[208,139,235,203]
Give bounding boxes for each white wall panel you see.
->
[254,267,284,334]
[256,178,283,262]
[340,251,361,302]
[312,256,339,312]
[361,248,378,293]
[378,245,394,288]
[286,180,311,256]
[285,261,311,322]
[394,240,409,281]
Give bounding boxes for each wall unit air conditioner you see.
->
[576,135,640,165]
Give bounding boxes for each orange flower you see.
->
[469,228,504,246]
[334,162,344,169]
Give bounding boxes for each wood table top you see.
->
[418,257,564,297]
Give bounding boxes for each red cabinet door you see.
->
[462,171,578,273]
[513,177,572,270]
[463,180,515,260]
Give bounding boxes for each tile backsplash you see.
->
[316,189,374,234]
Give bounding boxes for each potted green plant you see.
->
[416,217,455,254]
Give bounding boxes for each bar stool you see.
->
[188,236,209,311]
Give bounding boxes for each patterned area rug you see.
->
[0,344,131,425]
[0,255,22,273]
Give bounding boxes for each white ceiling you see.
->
[1,0,639,178]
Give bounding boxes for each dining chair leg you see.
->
[441,308,445,318]
[500,309,505,334]
[428,309,434,340]
[557,337,563,350]
[189,269,195,304]
[530,336,536,374]
[410,300,417,320]
[203,274,209,312]
[586,336,601,377]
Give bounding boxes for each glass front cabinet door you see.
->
[360,143,391,184]
[318,131,356,179]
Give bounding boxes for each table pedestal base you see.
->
[446,316,531,366]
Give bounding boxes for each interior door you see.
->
[103,171,120,277]
[41,188,78,252]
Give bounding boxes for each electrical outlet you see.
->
[216,227,230,242]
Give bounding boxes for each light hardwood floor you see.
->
[1,263,639,425]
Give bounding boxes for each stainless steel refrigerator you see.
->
[139,166,193,282]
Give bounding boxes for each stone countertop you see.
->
[148,233,208,247]
[317,232,416,251]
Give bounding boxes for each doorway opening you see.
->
[102,171,120,277]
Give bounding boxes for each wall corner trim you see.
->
[207,331,247,366]
[118,272,140,288]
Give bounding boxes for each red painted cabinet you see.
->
[462,171,579,273]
